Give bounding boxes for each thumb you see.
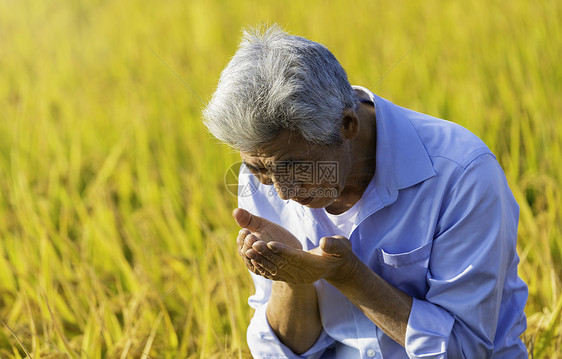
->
[319,236,352,256]
[232,208,265,231]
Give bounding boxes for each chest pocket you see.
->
[377,241,432,298]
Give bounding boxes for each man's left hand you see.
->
[244,235,359,285]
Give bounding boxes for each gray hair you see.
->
[203,25,358,151]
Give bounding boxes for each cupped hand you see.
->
[245,235,359,285]
[233,208,302,275]
[233,208,302,249]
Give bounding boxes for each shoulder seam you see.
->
[430,147,494,170]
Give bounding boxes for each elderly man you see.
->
[203,26,528,358]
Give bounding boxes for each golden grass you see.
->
[0,0,560,357]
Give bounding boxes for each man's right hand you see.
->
[233,208,302,275]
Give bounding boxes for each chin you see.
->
[305,196,337,209]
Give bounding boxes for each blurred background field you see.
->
[0,0,560,357]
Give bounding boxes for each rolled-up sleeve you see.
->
[405,154,525,358]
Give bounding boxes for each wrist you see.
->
[325,252,361,287]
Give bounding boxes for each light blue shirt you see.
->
[238,87,528,359]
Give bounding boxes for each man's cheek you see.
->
[257,174,273,185]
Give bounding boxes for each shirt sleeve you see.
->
[405,154,525,358]
[238,167,335,358]
[246,272,335,359]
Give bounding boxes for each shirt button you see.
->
[366,349,376,357]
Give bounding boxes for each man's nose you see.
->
[272,176,299,200]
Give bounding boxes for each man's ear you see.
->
[340,108,359,140]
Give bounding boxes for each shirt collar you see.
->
[352,86,436,218]
[294,87,436,228]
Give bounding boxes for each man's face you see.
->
[240,130,350,208]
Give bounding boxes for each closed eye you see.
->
[243,162,267,174]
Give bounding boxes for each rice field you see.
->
[0,0,560,357]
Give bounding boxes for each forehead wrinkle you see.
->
[242,151,279,170]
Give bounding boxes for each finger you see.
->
[237,229,252,254]
[249,241,288,268]
[238,242,251,260]
[236,231,256,271]
[245,246,259,261]
[251,258,298,284]
[259,241,302,267]
[240,246,254,266]
[239,228,251,238]
[240,232,257,255]
[245,259,256,272]
[232,208,269,232]
[319,236,352,256]
[251,259,274,279]
[245,246,283,275]
[249,254,278,276]
[244,233,260,248]
[237,229,251,246]
[250,259,284,281]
